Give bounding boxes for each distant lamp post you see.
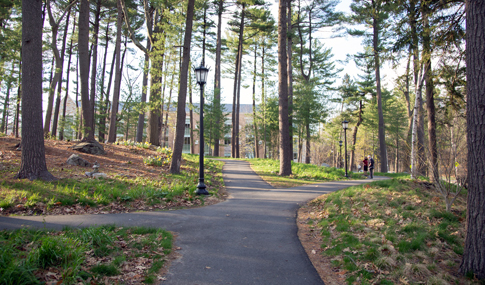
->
[339,140,343,168]
[195,63,210,195]
[342,120,349,178]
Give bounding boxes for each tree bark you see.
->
[372,0,387,173]
[147,12,163,146]
[460,0,485,279]
[88,0,102,138]
[278,0,291,176]
[189,66,194,154]
[136,36,150,142]
[252,44,259,158]
[261,45,267,158]
[79,0,94,141]
[98,21,110,141]
[423,6,438,182]
[231,4,245,158]
[107,0,123,143]
[213,0,224,157]
[170,0,195,174]
[52,7,71,138]
[1,65,14,133]
[287,0,293,159]
[16,0,55,181]
[59,12,76,141]
[350,100,364,171]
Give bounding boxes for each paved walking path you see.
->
[0,160,387,284]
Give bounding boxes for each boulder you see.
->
[66,154,91,167]
[92,173,108,179]
[72,141,106,155]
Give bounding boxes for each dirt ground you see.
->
[297,204,347,285]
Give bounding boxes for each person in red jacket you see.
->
[362,157,369,176]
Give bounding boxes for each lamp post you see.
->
[195,63,210,195]
[339,140,343,168]
[342,120,349,178]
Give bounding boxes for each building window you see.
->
[183,137,191,153]
[224,137,231,145]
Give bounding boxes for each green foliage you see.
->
[143,154,171,166]
[0,226,173,284]
[90,264,120,276]
[0,153,224,213]
[248,158,362,188]
[309,178,469,284]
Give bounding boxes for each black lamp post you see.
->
[195,63,210,195]
[342,120,349,178]
[339,140,343,168]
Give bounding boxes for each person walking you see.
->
[368,155,375,179]
[362,157,369,176]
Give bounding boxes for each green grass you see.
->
[0,154,225,214]
[304,178,473,284]
[248,158,364,188]
[0,226,173,284]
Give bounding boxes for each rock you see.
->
[72,141,106,155]
[66,154,91,167]
[92,173,108,179]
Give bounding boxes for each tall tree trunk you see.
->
[350,100,364,171]
[44,0,74,137]
[136,36,151,142]
[107,0,123,143]
[278,0,291,176]
[305,123,310,164]
[287,0,294,160]
[79,0,94,141]
[417,90,426,176]
[1,65,14,133]
[170,0,195,174]
[411,71,425,179]
[16,0,55,181]
[161,71,175,146]
[460,0,485,279]
[98,21,110,141]
[75,55,81,140]
[213,0,224,157]
[14,59,21,138]
[252,44,259,158]
[60,12,76,141]
[261,45,267,158]
[52,7,71,138]
[423,6,438,182]
[372,0,387,173]
[147,29,163,145]
[189,66,194,154]
[403,49,413,173]
[89,0,102,138]
[231,4,245,158]
[236,48,242,158]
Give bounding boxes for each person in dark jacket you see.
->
[362,157,369,175]
[368,155,375,178]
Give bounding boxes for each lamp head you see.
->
[339,140,342,146]
[194,63,210,85]
[342,120,349,130]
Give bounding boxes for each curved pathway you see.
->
[0,160,387,284]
